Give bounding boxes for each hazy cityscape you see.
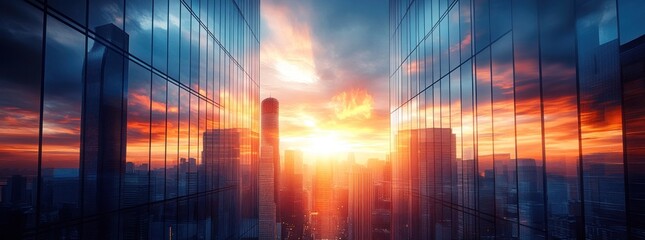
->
[1,0,644,239]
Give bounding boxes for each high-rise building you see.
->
[204,128,259,239]
[281,150,307,239]
[390,0,645,239]
[0,0,260,238]
[313,160,335,239]
[259,146,277,239]
[262,97,280,213]
[349,164,373,240]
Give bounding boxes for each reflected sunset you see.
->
[0,0,644,239]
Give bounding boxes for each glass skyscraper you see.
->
[389,0,645,239]
[0,0,259,239]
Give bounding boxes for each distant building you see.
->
[204,128,259,239]
[349,164,373,240]
[313,160,335,239]
[280,150,307,239]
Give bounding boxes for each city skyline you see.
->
[0,0,644,239]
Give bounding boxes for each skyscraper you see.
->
[349,164,373,240]
[281,150,307,239]
[313,160,335,239]
[259,147,277,239]
[261,98,280,218]
[82,23,129,240]
[390,0,645,238]
[0,0,260,238]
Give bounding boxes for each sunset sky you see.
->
[260,0,390,163]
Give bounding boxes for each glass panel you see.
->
[124,60,151,211]
[576,1,626,238]
[166,83,180,200]
[512,0,545,234]
[168,0,180,80]
[180,4,191,86]
[539,1,581,238]
[450,70,462,237]
[178,89,190,197]
[433,31,441,81]
[473,0,489,52]
[214,48,221,104]
[491,33,517,238]
[153,0,168,73]
[207,37,215,101]
[621,25,645,238]
[150,75,167,202]
[475,47,494,237]
[123,59,152,238]
[460,60,477,238]
[89,0,124,37]
[125,0,152,64]
[49,0,86,25]
[490,0,511,40]
[189,95,199,195]
[40,17,84,235]
[440,18,449,77]
[0,1,43,235]
[191,17,201,92]
[460,0,472,62]
[449,3,460,70]
[0,1,43,234]
[618,0,645,45]
[432,84,441,237]
[82,26,128,239]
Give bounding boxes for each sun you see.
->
[302,131,350,157]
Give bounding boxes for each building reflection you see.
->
[390,0,645,238]
[0,0,260,239]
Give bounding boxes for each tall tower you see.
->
[261,98,280,217]
[259,146,277,239]
[82,23,129,240]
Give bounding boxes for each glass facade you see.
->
[389,0,645,239]
[0,0,259,239]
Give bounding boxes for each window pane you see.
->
[539,1,581,238]
[475,47,494,237]
[40,17,84,234]
[0,1,43,235]
[125,0,152,63]
[89,0,124,36]
[576,1,626,238]
[491,33,517,238]
[153,0,168,73]
[512,0,546,233]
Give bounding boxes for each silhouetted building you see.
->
[80,23,129,240]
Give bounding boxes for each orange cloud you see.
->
[329,89,373,120]
[261,1,319,84]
